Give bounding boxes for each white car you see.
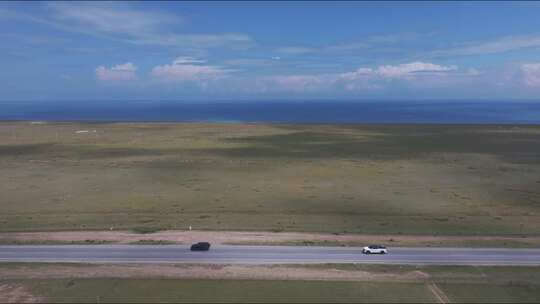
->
[362,245,388,254]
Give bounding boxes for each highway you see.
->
[1,245,540,265]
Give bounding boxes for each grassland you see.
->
[1,122,540,236]
[2,265,540,303]
[4,279,436,303]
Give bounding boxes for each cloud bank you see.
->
[151,57,234,83]
[95,62,137,82]
[521,63,540,87]
[270,62,463,92]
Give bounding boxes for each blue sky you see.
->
[2,1,540,101]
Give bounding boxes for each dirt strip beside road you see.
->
[0,263,430,282]
[1,230,540,247]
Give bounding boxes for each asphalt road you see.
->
[1,245,540,265]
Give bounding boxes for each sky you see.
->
[1,1,540,102]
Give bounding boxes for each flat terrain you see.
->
[4,230,540,248]
[0,279,440,303]
[2,245,540,265]
[1,122,540,236]
[2,264,540,303]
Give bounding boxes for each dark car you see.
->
[190,242,211,251]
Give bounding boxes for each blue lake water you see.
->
[1,101,539,124]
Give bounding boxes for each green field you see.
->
[1,122,540,235]
[3,279,436,303]
[3,265,540,303]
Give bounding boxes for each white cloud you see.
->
[122,33,254,50]
[275,46,317,55]
[47,3,254,49]
[338,62,458,81]
[433,34,540,56]
[465,68,482,76]
[172,57,207,65]
[521,63,540,87]
[337,68,378,91]
[2,4,254,50]
[151,57,234,82]
[276,32,431,55]
[270,75,332,92]
[91,58,475,93]
[339,68,374,81]
[95,62,137,82]
[277,33,540,59]
[224,58,276,67]
[48,2,178,37]
[375,62,458,78]
[325,42,370,53]
[269,62,468,92]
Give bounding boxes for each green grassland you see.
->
[4,265,540,303]
[7,279,436,303]
[1,122,540,235]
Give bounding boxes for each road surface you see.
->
[1,245,539,265]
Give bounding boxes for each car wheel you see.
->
[366,251,371,254]
[381,251,386,254]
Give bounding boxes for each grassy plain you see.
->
[2,265,540,303]
[4,279,436,303]
[1,122,540,235]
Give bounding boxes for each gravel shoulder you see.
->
[0,263,429,282]
[1,230,540,248]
